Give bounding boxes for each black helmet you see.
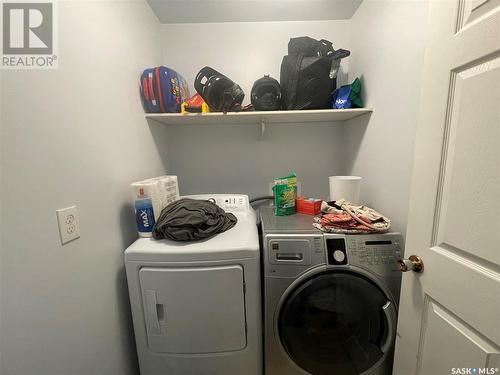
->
[251,75,281,111]
[194,67,245,112]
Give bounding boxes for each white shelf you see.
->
[146,108,372,139]
[146,108,372,126]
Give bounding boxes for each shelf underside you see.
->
[146,108,372,126]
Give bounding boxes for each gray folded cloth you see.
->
[152,198,237,241]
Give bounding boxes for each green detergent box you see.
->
[272,173,297,216]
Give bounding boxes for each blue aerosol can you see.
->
[135,188,156,237]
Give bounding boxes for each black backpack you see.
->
[280,37,350,110]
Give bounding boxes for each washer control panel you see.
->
[325,233,403,272]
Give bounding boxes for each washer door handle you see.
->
[381,301,397,353]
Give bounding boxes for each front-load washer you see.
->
[125,194,262,375]
[260,207,403,375]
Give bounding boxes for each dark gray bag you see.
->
[152,198,237,241]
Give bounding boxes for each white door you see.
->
[393,0,500,374]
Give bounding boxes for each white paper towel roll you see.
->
[147,175,180,207]
[329,176,362,203]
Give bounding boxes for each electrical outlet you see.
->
[56,206,80,244]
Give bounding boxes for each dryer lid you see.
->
[125,211,259,262]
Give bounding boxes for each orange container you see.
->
[296,197,322,215]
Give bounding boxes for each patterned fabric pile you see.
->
[313,199,391,234]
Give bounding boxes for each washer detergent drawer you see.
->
[139,265,247,354]
[268,238,312,265]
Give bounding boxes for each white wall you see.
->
[160,21,354,199]
[344,0,429,235]
[0,2,165,374]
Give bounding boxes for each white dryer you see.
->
[125,194,262,375]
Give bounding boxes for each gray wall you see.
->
[161,9,430,234]
[147,0,362,23]
[344,0,430,235]
[0,45,3,374]
[161,20,354,199]
[0,2,431,373]
[162,122,351,199]
[0,2,167,374]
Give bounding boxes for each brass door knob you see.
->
[398,255,424,273]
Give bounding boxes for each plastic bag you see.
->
[272,173,297,216]
[332,77,363,109]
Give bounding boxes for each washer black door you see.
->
[278,270,392,375]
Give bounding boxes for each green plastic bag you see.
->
[272,173,297,216]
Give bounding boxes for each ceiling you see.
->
[146,0,363,24]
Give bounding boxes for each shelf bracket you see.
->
[260,118,266,140]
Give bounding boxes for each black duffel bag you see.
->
[280,37,350,110]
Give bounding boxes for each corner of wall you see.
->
[341,0,430,235]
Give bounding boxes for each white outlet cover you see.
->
[56,206,80,245]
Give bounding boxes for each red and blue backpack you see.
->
[140,66,190,113]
